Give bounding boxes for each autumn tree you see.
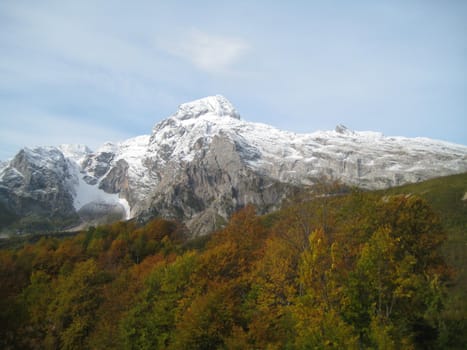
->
[292,228,359,348]
[353,195,449,348]
[245,235,297,348]
[46,259,107,349]
[170,283,234,350]
[119,252,198,349]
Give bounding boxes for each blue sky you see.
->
[1,0,466,160]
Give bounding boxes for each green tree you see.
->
[293,228,359,348]
[46,259,105,350]
[355,195,449,348]
[17,270,54,348]
[119,252,198,350]
[171,283,234,350]
[245,236,297,349]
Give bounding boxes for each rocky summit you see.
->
[1,95,467,235]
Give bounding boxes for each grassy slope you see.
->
[381,172,467,323]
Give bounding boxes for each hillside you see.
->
[1,176,466,348]
[382,172,467,240]
[381,172,467,342]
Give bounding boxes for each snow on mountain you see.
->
[113,135,152,190]
[66,140,144,220]
[69,160,131,220]
[172,95,241,121]
[58,144,92,164]
[1,94,467,233]
[110,95,467,234]
[142,95,467,189]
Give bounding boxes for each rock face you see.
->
[0,147,76,218]
[142,134,293,235]
[1,95,467,235]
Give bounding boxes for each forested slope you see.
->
[0,178,465,349]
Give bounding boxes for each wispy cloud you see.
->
[162,29,249,74]
[0,2,182,110]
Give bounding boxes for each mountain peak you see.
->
[335,124,354,135]
[172,95,240,121]
[58,144,92,162]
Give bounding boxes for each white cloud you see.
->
[162,29,249,73]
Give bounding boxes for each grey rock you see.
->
[78,201,126,225]
[99,159,129,194]
[0,147,78,230]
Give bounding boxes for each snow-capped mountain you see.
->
[1,95,467,235]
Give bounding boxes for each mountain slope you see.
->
[380,172,467,342]
[1,95,467,235]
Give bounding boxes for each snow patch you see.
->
[119,197,131,219]
[72,168,132,219]
[172,95,240,120]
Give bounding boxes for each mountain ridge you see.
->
[1,95,467,235]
